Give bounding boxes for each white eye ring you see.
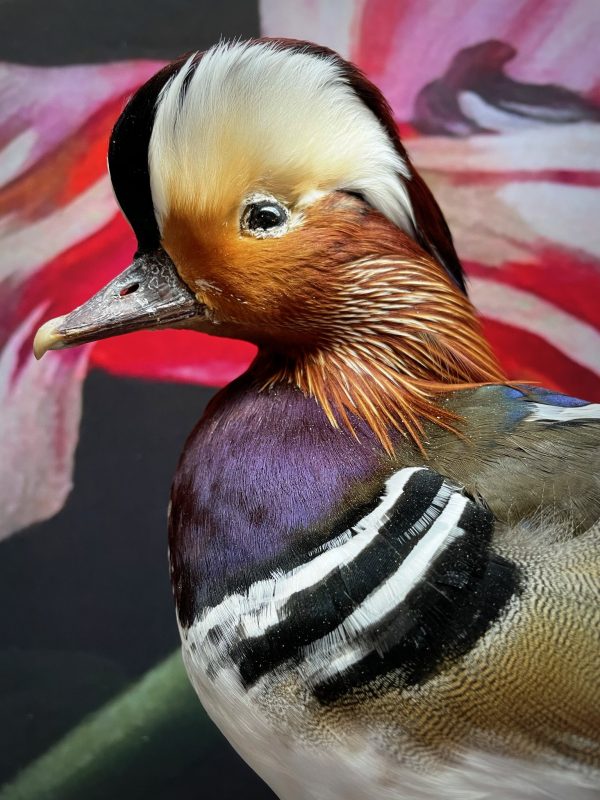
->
[240,194,290,238]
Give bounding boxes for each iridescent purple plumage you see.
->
[169,370,387,625]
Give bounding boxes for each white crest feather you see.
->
[148,41,414,231]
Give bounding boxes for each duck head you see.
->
[34,38,503,451]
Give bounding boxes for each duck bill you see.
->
[33,249,204,359]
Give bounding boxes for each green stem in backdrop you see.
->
[0,650,219,800]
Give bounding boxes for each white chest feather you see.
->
[181,633,599,800]
[178,465,600,799]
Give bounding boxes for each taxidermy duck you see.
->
[33,39,600,799]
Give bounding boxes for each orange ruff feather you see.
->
[164,197,504,454]
[257,250,504,455]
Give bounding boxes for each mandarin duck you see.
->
[33,39,600,800]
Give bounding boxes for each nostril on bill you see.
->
[119,282,139,297]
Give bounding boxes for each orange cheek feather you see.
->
[161,195,504,453]
[161,195,425,341]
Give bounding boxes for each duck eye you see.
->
[242,199,289,237]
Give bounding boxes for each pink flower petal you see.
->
[0,309,89,540]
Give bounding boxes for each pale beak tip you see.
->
[33,315,67,360]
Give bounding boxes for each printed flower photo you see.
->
[1,1,598,798]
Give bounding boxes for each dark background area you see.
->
[0,1,276,797]
[0,372,273,798]
[0,0,260,64]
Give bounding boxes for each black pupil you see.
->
[247,202,284,231]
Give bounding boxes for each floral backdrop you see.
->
[1,1,598,798]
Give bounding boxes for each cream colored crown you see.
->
[148,41,414,230]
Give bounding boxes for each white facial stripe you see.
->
[527,402,600,423]
[148,41,414,232]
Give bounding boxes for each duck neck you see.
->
[255,253,503,453]
[169,372,395,625]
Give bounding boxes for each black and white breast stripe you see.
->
[190,466,519,697]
